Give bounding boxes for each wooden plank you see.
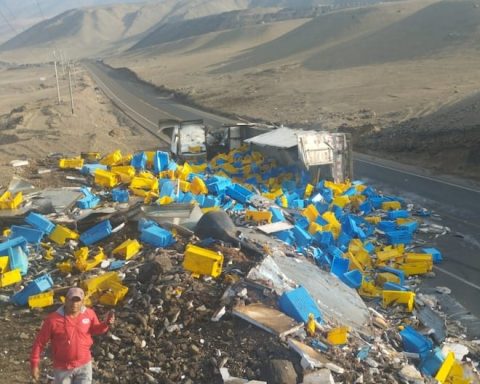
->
[233,303,303,338]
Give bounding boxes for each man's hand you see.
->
[105,310,115,326]
[32,366,40,382]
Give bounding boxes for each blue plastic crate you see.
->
[423,247,442,264]
[313,248,331,267]
[292,225,312,247]
[387,210,409,220]
[140,225,175,248]
[25,212,55,234]
[378,221,397,231]
[400,326,433,359]
[359,200,373,215]
[131,152,147,170]
[80,220,112,245]
[10,226,44,244]
[383,282,410,291]
[153,151,169,174]
[81,163,107,176]
[313,231,334,248]
[77,187,100,209]
[225,184,253,204]
[419,348,444,376]
[112,188,129,203]
[330,256,349,277]
[327,245,344,260]
[399,221,418,234]
[0,236,28,255]
[160,180,176,198]
[274,230,294,246]
[201,195,220,208]
[269,207,285,223]
[379,266,405,285]
[340,269,363,289]
[294,216,309,230]
[279,286,322,323]
[8,245,29,275]
[385,229,412,245]
[11,274,53,306]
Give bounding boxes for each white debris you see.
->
[398,364,424,384]
[442,343,469,361]
[302,369,335,384]
[9,159,29,167]
[211,306,226,322]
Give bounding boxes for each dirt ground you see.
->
[0,64,159,187]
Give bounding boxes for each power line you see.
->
[0,0,16,20]
[0,6,16,34]
[35,0,45,20]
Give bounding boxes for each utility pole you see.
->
[68,65,74,115]
[70,61,77,88]
[53,51,61,104]
[60,50,66,76]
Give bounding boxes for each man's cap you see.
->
[66,287,85,300]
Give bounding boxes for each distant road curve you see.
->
[83,60,480,319]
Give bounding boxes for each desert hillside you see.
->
[106,0,480,179]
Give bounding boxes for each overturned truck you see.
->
[159,119,353,183]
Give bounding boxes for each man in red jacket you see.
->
[30,287,114,383]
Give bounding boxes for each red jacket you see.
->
[31,306,109,370]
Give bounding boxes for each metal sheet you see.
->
[244,127,308,149]
[297,133,333,167]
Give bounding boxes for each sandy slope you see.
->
[0,64,159,186]
[104,0,480,178]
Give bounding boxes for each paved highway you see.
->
[84,61,480,320]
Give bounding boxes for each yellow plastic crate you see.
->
[382,290,415,312]
[113,239,142,260]
[130,176,158,191]
[81,152,101,162]
[178,180,191,193]
[75,248,105,272]
[382,201,401,210]
[190,177,208,195]
[245,210,272,223]
[304,184,314,198]
[158,196,174,205]
[98,281,129,306]
[308,222,323,235]
[327,326,350,345]
[28,291,54,308]
[396,261,432,276]
[57,261,73,274]
[58,157,84,169]
[0,191,23,210]
[435,352,470,384]
[111,166,136,183]
[82,272,121,294]
[183,244,223,278]
[0,256,9,272]
[303,204,319,222]
[358,280,382,298]
[49,225,79,245]
[94,169,120,188]
[332,195,350,208]
[365,216,381,224]
[0,268,21,287]
[100,150,123,166]
[376,272,401,286]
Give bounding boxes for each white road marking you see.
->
[356,158,480,194]
[434,266,480,291]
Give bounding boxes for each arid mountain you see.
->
[0,0,391,61]
[0,0,148,43]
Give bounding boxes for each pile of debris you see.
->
[0,146,479,384]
